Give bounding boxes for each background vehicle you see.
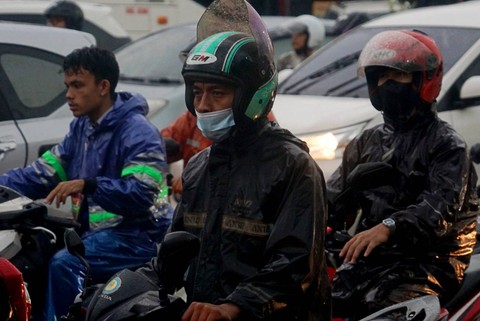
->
[316,0,409,18]
[273,1,480,178]
[80,0,206,40]
[114,14,332,186]
[0,22,95,173]
[115,23,197,132]
[0,0,130,51]
[115,16,332,131]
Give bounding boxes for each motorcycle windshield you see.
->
[197,0,275,75]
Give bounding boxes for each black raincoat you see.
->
[170,121,330,321]
[327,111,478,318]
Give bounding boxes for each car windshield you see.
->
[279,26,478,97]
[115,24,196,84]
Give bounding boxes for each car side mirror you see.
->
[460,76,480,100]
[64,228,91,298]
[64,228,85,258]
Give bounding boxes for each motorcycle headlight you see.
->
[298,123,366,161]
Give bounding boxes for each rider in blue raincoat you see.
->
[0,46,172,320]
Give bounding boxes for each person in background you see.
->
[327,29,478,319]
[277,14,326,71]
[44,0,84,30]
[160,111,212,196]
[0,46,172,320]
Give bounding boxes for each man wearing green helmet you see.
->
[166,2,331,319]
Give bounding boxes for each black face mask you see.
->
[376,80,417,128]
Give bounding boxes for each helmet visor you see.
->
[196,0,275,76]
[357,30,441,77]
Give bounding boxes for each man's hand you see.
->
[45,179,85,208]
[339,223,391,264]
[181,302,240,321]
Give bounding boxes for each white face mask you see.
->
[196,108,235,142]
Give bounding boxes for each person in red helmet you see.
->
[327,29,478,319]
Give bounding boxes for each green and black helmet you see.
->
[182,32,277,125]
[182,0,277,126]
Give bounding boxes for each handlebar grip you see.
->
[44,215,81,229]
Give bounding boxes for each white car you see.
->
[273,1,480,178]
[115,17,327,130]
[0,0,130,51]
[0,22,96,173]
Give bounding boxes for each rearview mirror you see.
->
[155,231,200,295]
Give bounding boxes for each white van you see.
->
[273,1,480,178]
[80,0,206,40]
[0,0,131,51]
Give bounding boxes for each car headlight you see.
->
[298,123,366,161]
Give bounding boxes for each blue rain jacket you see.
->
[0,92,173,320]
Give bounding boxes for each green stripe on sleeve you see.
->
[90,212,117,223]
[121,165,163,185]
[41,151,67,182]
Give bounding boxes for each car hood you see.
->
[272,94,379,134]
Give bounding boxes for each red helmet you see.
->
[358,29,443,104]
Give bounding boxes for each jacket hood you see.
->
[100,92,149,129]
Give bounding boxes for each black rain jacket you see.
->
[327,111,478,287]
[170,120,330,321]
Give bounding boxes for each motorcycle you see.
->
[61,227,480,321]
[0,185,80,320]
[326,228,480,321]
[59,160,480,321]
[325,161,480,321]
[61,229,200,321]
[62,226,479,321]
